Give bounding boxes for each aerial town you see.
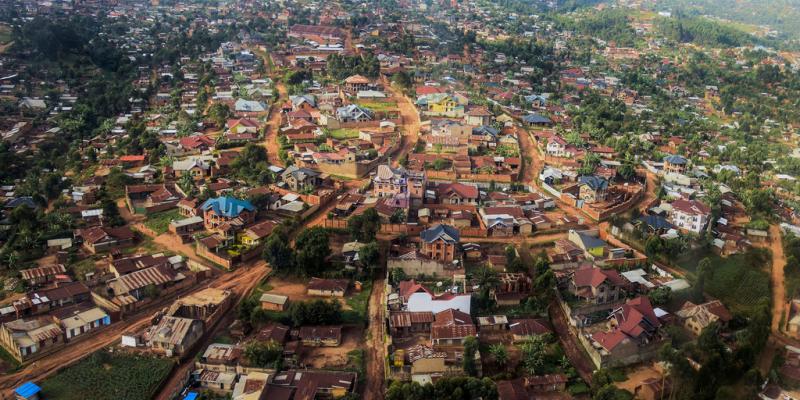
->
[1,0,800,399]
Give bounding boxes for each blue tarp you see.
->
[183,392,199,400]
[15,382,41,399]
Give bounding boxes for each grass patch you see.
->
[346,348,366,375]
[40,351,174,400]
[342,280,372,325]
[143,209,182,235]
[71,257,99,281]
[328,128,360,140]
[0,25,11,45]
[0,345,21,372]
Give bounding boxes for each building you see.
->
[436,183,479,205]
[201,197,256,231]
[669,199,711,234]
[55,306,111,340]
[373,164,425,201]
[420,224,460,263]
[509,318,552,343]
[281,165,321,192]
[0,317,64,362]
[298,325,342,347]
[431,308,476,346]
[589,296,664,367]
[259,293,289,311]
[19,264,66,287]
[75,226,136,253]
[568,266,626,305]
[578,175,608,204]
[388,311,434,337]
[146,316,204,356]
[674,300,732,336]
[663,154,688,174]
[307,278,348,297]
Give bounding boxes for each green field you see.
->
[143,209,182,235]
[677,249,771,315]
[328,128,360,140]
[41,351,174,400]
[356,100,397,112]
[0,25,11,45]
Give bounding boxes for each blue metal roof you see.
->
[522,113,551,124]
[420,224,460,244]
[663,154,688,165]
[15,382,41,399]
[201,196,255,218]
[183,392,199,400]
[579,175,608,191]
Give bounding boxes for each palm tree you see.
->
[489,344,508,367]
[472,266,500,297]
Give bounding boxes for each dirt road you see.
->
[364,278,386,400]
[383,80,419,168]
[548,301,595,385]
[264,82,288,167]
[766,224,788,332]
[153,262,270,400]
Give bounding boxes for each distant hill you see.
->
[646,0,800,37]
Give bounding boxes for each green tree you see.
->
[462,336,479,376]
[358,241,381,270]
[294,227,331,276]
[489,343,508,367]
[520,334,548,375]
[348,207,381,242]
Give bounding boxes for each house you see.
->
[110,254,171,277]
[669,199,711,234]
[388,311,434,337]
[509,318,552,343]
[268,369,356,399]
[178,135,216,153]
[336,104,374,122]
[54,306,111,340]
[373,164,426,200]
[307,278,348,297]
[406,344,448,376]
[281,165,321,192]
[240,220,276,246]
[546,136,568,157]
[436,183,479,205]
[568,265,625,305]
[169,216,205,236]
[578,175,608,204]
[298,325,342,347]
[420,224,460,263]
[0,317,64,362]
[568,230,608,258]
[343,75,371,93]
[260,293,289,311]
[19,264,67,287]
[674,300,732,336]
[590,296,664,367]
[477,315,508,332]
[201,197,256,231]
[464,106,492,126]
[227,118,260,134]
[416,93,467,117]
[146,316,204,356]
[75,226,136,254]
[522,113,552,127]
[196,369,237,392]
[400,280,472,314]
[234,99,268,116]
[431,309,476,346]
[108,265,184,300]
[663,154,688,174]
